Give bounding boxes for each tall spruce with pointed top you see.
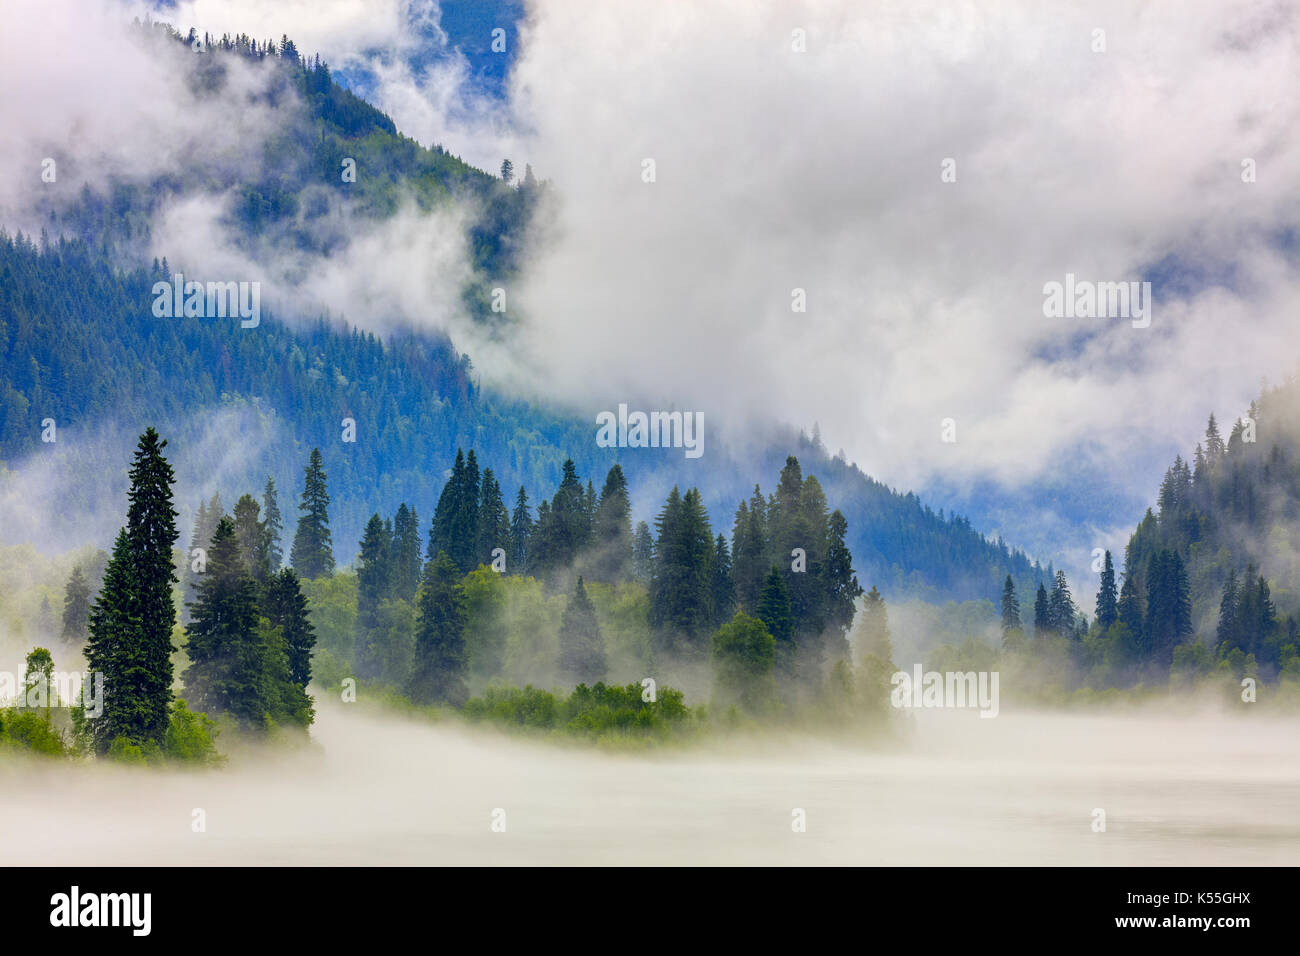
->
[262,476,283,573]
[559,577,607,685]
[125,426,180,743]
[390,503,422,601]
[632,520,654,586]
[591,465,633,582]
[232,493,271,582]
[1000,575,1021,638]
[355,513,392,678]
[182,517,261,723]
[85,530,139,753]
[477,469,510,568]
[1033,583,1050,637]
[711,534,735,629]
[1094,551,1118,631]
[408,550,469,706]
[264,567,316,689]
[510,486,532,574]
[61,566,91,644]
[290,448,334,579]
[757,565,796,680]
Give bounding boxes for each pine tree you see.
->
[731,485,768,611]
[1033,583,1050,637]
[1204,413,1225,462]
[649,487,715,654]
[184,499,209,613]
[559,577,606,684]
[85,530,139,753]
[125,427,180,743]
[591,465,633,582]
[262,476,283,573]
[61,566,91,644]
[476,468,510,569]
[1048,570,1075,637]
[1000,575,1021,638]
[1117,570,1143,646]
[854,585,893,665]
[355,513,392,678]
[181,518,264,728]
[1095,551,1118,631]
[232,493,271,583]
[822,508,862,652]
[510,487,532,575]
[390,503,422,601]
[632,520,653,586]
[290,448,334,579]
[711,534,735,629]
[1216,568,1239,651]
[264,568,316,689]
[408,551,469,706]
[757,565,796,680]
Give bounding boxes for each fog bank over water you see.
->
[2,704,1297,865]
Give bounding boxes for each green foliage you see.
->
[164,699,222,764]
[712,612,778,717]
[463,681,692,742]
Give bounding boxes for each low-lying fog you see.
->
[3,704,1297,865]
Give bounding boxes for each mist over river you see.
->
[3,703,1297,865]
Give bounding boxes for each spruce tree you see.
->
[757,565,796,680]
[85,530,140,753]
[711,534,736,629]
[182,517,263,727]
[61,566,91,645]
[477,469,510,568]
[262,476,283,573]
[591,465,633,582]
[408,551,469,706]
[125,427,180,743]
[1000,575,1021,638]
[1048,570,1075,637]
[822,509,862,649]
[1033,583,1051,637]
[290,448,334,579]
[510,486,532,574]
[631,520,653,586]
[390,503,422,601]
[1095,551,1118,631]
[264,568,316,689]
[355,513,392,679]
[232,493,271,583]
[559,577,607,685]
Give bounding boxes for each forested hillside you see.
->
[0,23,1044,605]
[1117,380,1300,680]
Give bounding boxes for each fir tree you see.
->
[509,486,533,575]
[290,448,334,579]
[711,534,736,629]
[390,503,422,601]
[85,530,140,753]
[262,476,283,573]
[1033,583,1050,637]
[355,513,392,678]
[264,568,316,689]
[232,493,271,583]
[182,518,264,729]
[559,577,606,684]
[631,520,654,586]
[757,566,796,680]
[477,469,510,569]
[124,427,180,743]
[61,566,91,645]
[408,551,469,706]
[1000,575,1021,639]
[1095,551,1118,631]
[591,465,633,582]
